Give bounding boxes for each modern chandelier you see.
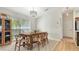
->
[29,8,37,17]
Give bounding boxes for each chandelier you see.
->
[64,7,73,16]
[64,7,69,16]
[29,8,37,17]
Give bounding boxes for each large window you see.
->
[12,18,31,39]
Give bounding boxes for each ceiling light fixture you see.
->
[65,7,69,16]
[29,7,37,17]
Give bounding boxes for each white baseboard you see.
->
[48,37,62,41]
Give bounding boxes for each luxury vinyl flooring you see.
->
[54,38,79,51]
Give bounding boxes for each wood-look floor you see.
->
[54,38,79,51]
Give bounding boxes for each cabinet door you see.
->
[77,32,79,46]
[75,21,77,30]
[5,32,10,43]
[0,32,2,44]
[5,20,10,30]
[0,18,2,31]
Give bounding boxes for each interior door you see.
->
[63,11,73,38]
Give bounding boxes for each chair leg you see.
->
[42,41,45,47]
[15,42,18,51]
[46,38,49,44]
[27,44,33,50]
[37,42,40,50]
[29,44,33,50]
[15,43,17,51]
[18,40,21,51]
[23,42,25,47]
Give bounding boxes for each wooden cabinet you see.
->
[77,32,79,46]
[0,13,12,46]
[75,17,79,46]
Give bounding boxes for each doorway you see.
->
[62,11,73,38]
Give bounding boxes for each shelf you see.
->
[0,19,2,26]
[5,30,10,32]
[0,32,2,44]
[75,30,79,32]
[5,36,10,42]
[5,20,10,31]
[5,32,10,43]
[0,14,12,46]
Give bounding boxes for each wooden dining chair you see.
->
[15,35,23,51]
[40,32,48,47]
[15,34,33,51]
[31,32,48,50]
[31,34,41,50]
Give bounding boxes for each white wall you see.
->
[37,8,63,41]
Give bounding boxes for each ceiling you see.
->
[0,7,79,20]
[0,7,51,19]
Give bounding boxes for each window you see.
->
[12,18,31,39]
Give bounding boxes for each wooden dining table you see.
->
[15,32,48,51]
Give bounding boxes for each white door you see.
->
[63,11,73,38]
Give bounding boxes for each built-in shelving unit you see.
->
[0,13,12,46]
[75,17,79,46]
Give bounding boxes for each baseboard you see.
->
[48,37,62,41]
[63,36,73,39]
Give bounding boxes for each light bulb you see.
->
[66,12,68,16]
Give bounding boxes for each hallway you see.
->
[54,38,79,51]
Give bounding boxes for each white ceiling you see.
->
[0,7,79,19]
[0,7,50,19]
